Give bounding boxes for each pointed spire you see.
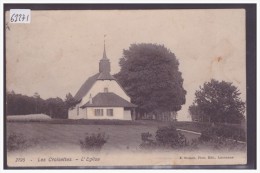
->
[99,35,111,73]
[103,35,108,59]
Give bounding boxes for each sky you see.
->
[6,9,246,121]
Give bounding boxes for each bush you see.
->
[140,125,188,150]
[7,133,27,151]
[156,125,188,148]
[200,136,246,151]
[7,132,39,152]
[79,133,108,152]
[188,139,200,150]
[139,132,157,149]
[200,125,246,142]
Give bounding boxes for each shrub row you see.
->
[200,125,246,142]
[140,125,188,149]
[140,124,246,150]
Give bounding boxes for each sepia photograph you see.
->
[3,4,256,169]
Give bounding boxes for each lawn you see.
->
[6,120,247,167]
[7,121,156,152]
[6,119,245,152]
[6,120,202,152]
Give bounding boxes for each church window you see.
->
[95,109,103,116]
[104,87,108,93]
[107,109,113,116]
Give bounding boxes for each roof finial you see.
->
[103,34,107,59]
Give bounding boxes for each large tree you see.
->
[115,43,186,119]
[190,79,245,123]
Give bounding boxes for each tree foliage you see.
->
[189,103,207,122]
[65,93,78,110]
[6,91,70,119]
[45,97,67,119]
[6,91,45,115]
[114,43,186,118]
[189,79,245,123]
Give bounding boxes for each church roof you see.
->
[74,73,100,101]
[81,92,137,108]
[74,73,115,101]
[97,72,115,80]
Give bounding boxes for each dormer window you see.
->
[104,87,108,93]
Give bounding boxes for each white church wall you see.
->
[68,103,86,119]
[68,106,133,120]
[87,107,125,120]
[82,80,130,104]
[123,110,132,120]
[68,107,77,119]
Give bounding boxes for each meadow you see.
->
[6,120,200,152]
[6,119,246,152]
[6,119,247,167]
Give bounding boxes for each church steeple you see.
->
[99,37,111,74]
[103,40,108,59]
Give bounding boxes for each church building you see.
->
[68,44,137,120]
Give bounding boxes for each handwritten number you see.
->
[11,13,29,22]
[15,14,18,22]
[22,14,25,21]
[13,14,16,22]
[10,14,14,22]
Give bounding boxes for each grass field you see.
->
[6,120,202,153]
[6,120,247,167]
[7,119,246,152]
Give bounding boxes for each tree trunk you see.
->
[155,113,159,121]
[137,112,141,120]
[132,109,136,121]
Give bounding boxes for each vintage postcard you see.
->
[4,4,255,169]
